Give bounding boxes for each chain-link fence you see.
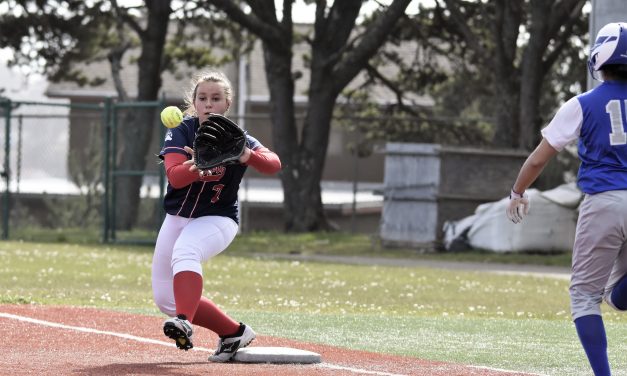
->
[0,99,167,244]
[0,99,386,243]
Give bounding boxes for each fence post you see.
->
[102,97,112,243]
[1,100,11,240]
[158,95,166,232]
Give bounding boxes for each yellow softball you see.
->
[160,106,183,128]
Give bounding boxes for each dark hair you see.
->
[600,64,627,81]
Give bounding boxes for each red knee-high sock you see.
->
[173,271,203,321]
[191,296,240,337]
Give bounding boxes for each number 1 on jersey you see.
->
[607,100,627,145]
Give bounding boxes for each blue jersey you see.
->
[159,116,262,223]
[576,81,627,194]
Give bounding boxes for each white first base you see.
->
[233,346,322,364]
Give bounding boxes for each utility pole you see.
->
[588,0,627,90]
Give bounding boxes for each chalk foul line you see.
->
[0,311,542,376]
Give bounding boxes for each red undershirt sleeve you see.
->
[163,153,199,189]
[164,147,281,187]
[245,147,282,175]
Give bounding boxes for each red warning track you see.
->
[0,305,538,376]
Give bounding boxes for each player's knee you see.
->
[153,292,176,316]
[609,290,627,311]
[155,300,176,317]
[609,274,627,311]
[613,304,627,311]
[570,286,603,318]
[171,248,203,275]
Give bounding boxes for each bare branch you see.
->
[440,0,485,57]
[364,63,419,116]
[206,0,284,44]
[331,0,412,91]
[109,0,132,100]
[111,0,145,38]
[542,0,586,70]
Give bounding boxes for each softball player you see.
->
[506,22,627,376]
[152,69,281,362]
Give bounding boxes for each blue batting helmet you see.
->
[588,22,627,80]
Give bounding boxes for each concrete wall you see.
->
[380,143,529,249]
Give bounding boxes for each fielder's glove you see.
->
[506,189,530,224]
[193,114,246,170]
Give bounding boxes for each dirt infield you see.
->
[0,304,539,376]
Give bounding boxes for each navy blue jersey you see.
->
[577,81,627,193]
[159,116,262,223]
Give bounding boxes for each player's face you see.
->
[194,81,230,123]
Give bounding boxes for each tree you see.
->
[339,1,588,152]
[204,0,412,231]
[429,0,587,150]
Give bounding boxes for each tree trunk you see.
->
[491,53,521,148]
[518,0,550,151]
[492,82,521,148]
[261,53,336,231]
[518,75,543,150]
[259,43,303,231]
[115,0,171,230]
[491,0,523,148]
[290,90,338,231]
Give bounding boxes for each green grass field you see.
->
[1,235,625,376]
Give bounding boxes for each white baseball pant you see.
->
[570,190,627,320]
[151,214,238,317]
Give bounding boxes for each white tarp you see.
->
[443,183,583,253]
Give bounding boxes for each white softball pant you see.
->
[151,214,239,317]
[570,190,627,320]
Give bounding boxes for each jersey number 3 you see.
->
[607,100,627,145]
